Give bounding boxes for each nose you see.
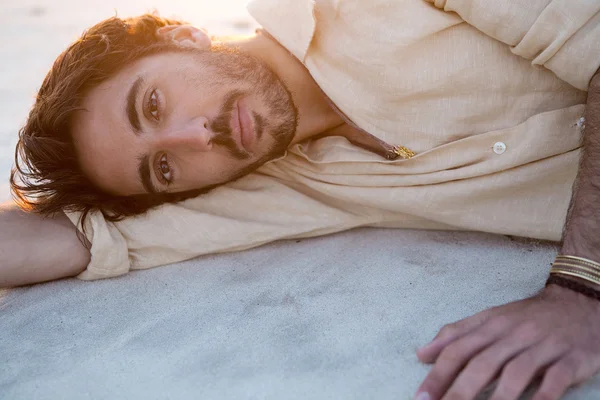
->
[157,117,213,152]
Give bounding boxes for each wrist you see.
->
[545,275,600,304]
[550,273,600,291]
[560,244,600,268]
[550,253,600,291]
[550,252,600,291]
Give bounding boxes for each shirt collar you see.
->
[247,0,316,62]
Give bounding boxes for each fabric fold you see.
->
[426,0,600,90]
[66,174,374,280]
[65,210,130,280]
[247,0,316,62]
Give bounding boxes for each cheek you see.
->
[78,144,131,194]
[178,153,251,185]
[169,84,226,119]
[73,126,141,195]
[173,67,222,97]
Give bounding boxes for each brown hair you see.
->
[10,13,214,235]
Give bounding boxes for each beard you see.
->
[209,89,295,186]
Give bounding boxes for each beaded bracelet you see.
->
[545,275,600,302]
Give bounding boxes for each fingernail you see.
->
[414,392,431,400]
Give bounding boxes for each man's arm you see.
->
[413,74,600,400]
[0,202,90,287]
[562,73,600,263]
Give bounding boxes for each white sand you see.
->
[2,228,599,399]
[1,1,599,399]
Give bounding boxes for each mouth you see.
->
[234,97,255,153]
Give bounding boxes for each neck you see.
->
[219,32,343,144]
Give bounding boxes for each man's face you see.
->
[71,45,297,196]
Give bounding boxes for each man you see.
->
[2,0,600,399]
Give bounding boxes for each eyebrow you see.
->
[138,154,160,195]
[127,76,160,195]
[126,76,145,135]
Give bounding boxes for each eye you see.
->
[156,154,173,185]
[146,88,161,121]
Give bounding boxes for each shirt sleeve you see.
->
[425,0,600,91]
[65,173,366,281]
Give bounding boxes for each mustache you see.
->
[209,90,250,160]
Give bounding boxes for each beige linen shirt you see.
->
[67,0,599,280]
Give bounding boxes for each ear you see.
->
[156,25,212,49]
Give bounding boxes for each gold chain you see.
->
[393,146,416,160]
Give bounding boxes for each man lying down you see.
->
[3,0,600,398]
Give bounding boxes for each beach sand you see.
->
[1,1,599,399]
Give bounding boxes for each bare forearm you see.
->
[561,73,600,266]
[0,202,90,287]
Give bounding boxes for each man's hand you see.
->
[414,284,600,400]
[413,60,600,400]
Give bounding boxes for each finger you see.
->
[489,336,568,400]
[417,330,466,364]
[417,310,495,363]
[416,318,511,400]
[531,355,580,400]
[443,323,546,400]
